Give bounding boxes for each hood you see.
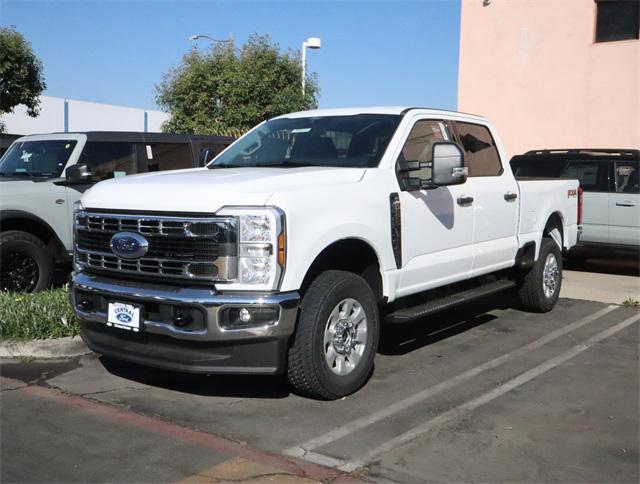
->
[81,166,366,213]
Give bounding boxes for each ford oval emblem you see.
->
[110,232,149,259]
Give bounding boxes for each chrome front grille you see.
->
[75,211,237,282]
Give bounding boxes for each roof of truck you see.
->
[512,148,640,163]
[275,106,487,121]
[11,132,234,144]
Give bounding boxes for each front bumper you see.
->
[70,272,300,374]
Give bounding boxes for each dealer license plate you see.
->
[107,302,141,332]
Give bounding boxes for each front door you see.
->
[396,117,475,298]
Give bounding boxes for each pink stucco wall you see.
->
[458,0,639,159]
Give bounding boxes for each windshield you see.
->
[209,114,402,169]
[0,140,78,178]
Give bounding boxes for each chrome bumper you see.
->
[70,272,300,342]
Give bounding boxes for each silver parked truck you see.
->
[0,132,233,292]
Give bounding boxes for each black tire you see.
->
[0,230,53,293]
[287,270,380,400]
[516,237,562,313]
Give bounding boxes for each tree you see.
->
[156,34,319,135]
[0,27,46,132]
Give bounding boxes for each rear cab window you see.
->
[453,121,502,177]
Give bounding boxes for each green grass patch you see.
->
[0,286,81,341]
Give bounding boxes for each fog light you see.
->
[239,308,252,323]
[219,306,280,329]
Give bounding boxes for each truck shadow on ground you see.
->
[99,356,292,399]
[98,294,513,399]
[564,255,639,277]
[378,294,509,356]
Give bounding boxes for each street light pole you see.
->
[301,37,321,95]
[190,34,231,46]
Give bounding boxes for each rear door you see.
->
[559,160,610,244]
[609,160,639,247]
[452,121,519,277]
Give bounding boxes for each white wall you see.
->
[2,96,66,134]
[1,95,170,135]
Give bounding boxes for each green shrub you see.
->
[622,298,640,309]
[0,286,81,340]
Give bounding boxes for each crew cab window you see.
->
[614,162,639,193]
[145,143,193,172]
[454,122,502,177]
[559,161,609,192]
[397,120,449,181]
[79,142,139,181]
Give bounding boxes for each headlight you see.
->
[216,206,286,291]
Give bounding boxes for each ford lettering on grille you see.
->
[110,232,149,259]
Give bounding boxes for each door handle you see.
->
[457,196,474,206]
[615,202,635,207]
[504,192,518,201]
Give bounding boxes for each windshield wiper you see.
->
[15,171,56,177]
[254,162,310,168]
[209,161,310,169]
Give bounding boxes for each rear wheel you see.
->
[0,231,52,293]
[516,237,562,313]
[287,270,380,399]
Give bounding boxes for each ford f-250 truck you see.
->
[70,107,580,399]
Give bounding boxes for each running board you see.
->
[385,279,517,324]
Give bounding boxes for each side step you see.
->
[384,279,517,324]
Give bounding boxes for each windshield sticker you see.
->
[20,151,33,162]
[65,143,71,149]
[291,128,311,134]
[114,171,126,178]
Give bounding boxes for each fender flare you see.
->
[0,209,67,256]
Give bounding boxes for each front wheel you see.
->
[0,230,53,293]
[287,270,380,400]
[516,237,562,313]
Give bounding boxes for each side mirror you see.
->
[199,148,216,166]
[432,142,467,186]
[65,164,93,184]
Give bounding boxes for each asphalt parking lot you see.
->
[2,296,639,483]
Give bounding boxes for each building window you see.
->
[595,0,640,43]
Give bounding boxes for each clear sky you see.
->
[1,0,461,112]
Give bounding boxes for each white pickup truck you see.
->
[70,107,580,399]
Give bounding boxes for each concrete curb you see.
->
[0,336,90,359]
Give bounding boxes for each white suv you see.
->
[511,149,639,256]
[0,132,232,292]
